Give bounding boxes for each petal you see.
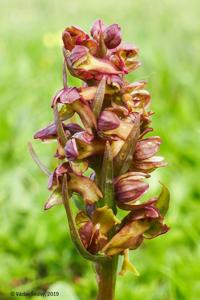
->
[59,87,80,104]
[68,174,103,205]
[134,156,167,172]
[34,123,58,140]
[62,26,89,51]
[104,24,121,49]
[134,136,161,160]
[65,139,79,160]
[90,19,105,40]
[44,188,63,210]
[69,160,89,175]
[119,250,139,276]
[68,45,123,79]
[73,131,94,144]
[102,220,150,255]
[75,211,94,248]
[98,110,120,131]
[116,180,149,203]
[114,114,140,175]
[92,205,120,235]
[117,197,157,211]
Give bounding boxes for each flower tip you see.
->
[44,202,52,210]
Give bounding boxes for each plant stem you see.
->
[95,255,118,300]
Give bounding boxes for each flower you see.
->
[65,131,105,161]
[132,136,167,172]
[110,43,140,73]
[31,19,170,275]
[102,203,169,256]
[75,206,120,254]
[45,161,103,209]
[114,172,149,206]
[34,122,82,141]
[98,108,137,140]
[66,45,123,81]
[51,87,97,131]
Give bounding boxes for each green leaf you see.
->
[92,76,106,117]
[28,142,51,176]
[62,174,109,262]
[156,182,170,216]
[114,115,140,176]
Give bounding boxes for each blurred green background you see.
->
[0,0,200,299]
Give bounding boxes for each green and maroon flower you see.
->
[30,19,170,287]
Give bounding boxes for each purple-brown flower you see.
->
[31,20,170,286]
[114,172,149,206]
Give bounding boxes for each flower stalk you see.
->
[30,19,170,300]
[95,255,118,300]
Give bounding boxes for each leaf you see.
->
[53,105,68,146]
[114,115,140,176]
[92,76,106,117]
[62,174,109,262]
[28,142,51,176]
[102,220,149,256]
[62,59,68,88]
[156,182,170,216]
[100,141,116,214]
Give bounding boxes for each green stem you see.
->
[95,255,118,300]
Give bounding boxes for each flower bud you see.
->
[122,89,151,112]
[75,211,95,249]
[98,111,120,131]
[90,19,105,40]
[67,45,123,81]
[114,172,149,204]
[104,24,121,49]
[62,26,89,51]
[65,139,79,161]
[134,136,161,160]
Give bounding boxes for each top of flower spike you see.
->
[62,19,140,82]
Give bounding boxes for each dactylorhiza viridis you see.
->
[30,19,170,290]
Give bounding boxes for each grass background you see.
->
[0,0,200,299]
